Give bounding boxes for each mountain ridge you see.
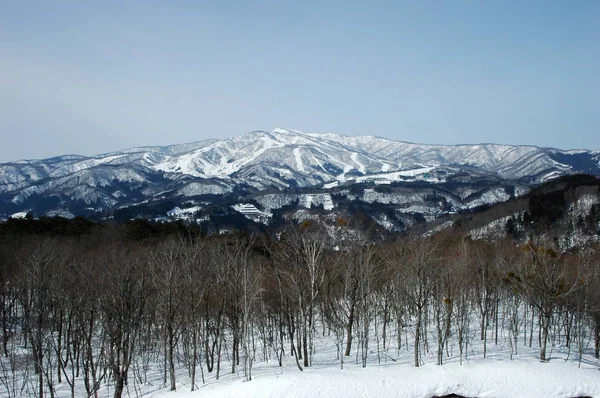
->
[1,129,599,223]
[7,128,599,164]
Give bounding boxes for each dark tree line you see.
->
[0,219,599,397]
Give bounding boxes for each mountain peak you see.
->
[271,128,295,134]
[1,129,599,220]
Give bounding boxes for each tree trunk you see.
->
[595,315,600,359]
[57,310,63,384]
[540,313,550,361]
[113,372,125,398]
[169,328,176,391]
[1,296,8,357]
[382,301,388,350]
[494,296,499,346]
[302,322,309,368]
[436,304,443,365]
[529,306,534,348]
[414,307,421,367]
[38,362,44,398]
[483,312,488,359]
[32,336,44,398]
[191,328,197,391]
[344,305,355,356]
[231,333,238,374]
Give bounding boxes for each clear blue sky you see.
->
[1,0,598,161]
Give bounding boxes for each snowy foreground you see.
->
[158,361,600,398]
[6,339,600,398]
[5,317,600,398]
[91,339,600,398]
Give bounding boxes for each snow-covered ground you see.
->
[163,360,599,398]
[14,324,597,398]
[146,337,600,398]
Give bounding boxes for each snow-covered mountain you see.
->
[1,128,599,222]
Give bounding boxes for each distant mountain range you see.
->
[1,128,599,230]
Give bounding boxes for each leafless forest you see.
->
[0,219,599,398]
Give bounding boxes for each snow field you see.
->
[2,304,600,398]
[147,318,600,398]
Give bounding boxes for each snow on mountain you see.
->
[0,128,598,218]
[9,211,29,219]
[2,129,597,189]
[152,129,395,184]
[299,193,334,210]
[0,139,217,192]
[175,181,232,197]
[147,129,599,184]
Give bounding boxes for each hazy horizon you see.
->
[2,127,599,163]
[1,1,599,162]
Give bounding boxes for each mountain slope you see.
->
[0,129,598,221]
[420,174,600,249]
[148,129,599,184]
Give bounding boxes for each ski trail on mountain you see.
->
[351,152,366,174]
[293,147,304,172]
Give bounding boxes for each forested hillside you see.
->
[0,216,599,397]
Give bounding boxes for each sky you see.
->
[1,1,599,162]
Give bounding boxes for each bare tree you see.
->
[98,243,150,398]
[504,241,580,361]
[388,236,440,367]
[16,238,61,398]
[179,233,207,391]
[276,223,327,368]
[151,237,186,391]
